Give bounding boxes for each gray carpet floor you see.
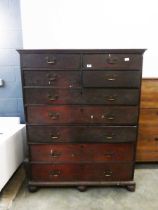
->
[9,165,158,210]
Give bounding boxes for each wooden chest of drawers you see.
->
[137,79,158,162]
[18,49,146,192]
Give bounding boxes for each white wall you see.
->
[20,0,158,77]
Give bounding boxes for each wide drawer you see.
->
[30,162,133,182]
[83,70,141,88]
[23,71,81,88]
[27,125,137,143]
[27,105,138,125]
[24,88,139,105]
[29,143,134,162]
[22,54,80,69]
[83,54,142,70]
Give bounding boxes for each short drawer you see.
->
[22,54,80,69]
[29,143,134,162]
[27,105,138,125]
[30,162,133,182]
[83,54,142,70]
[24,88,139,105]
[27,125,137,143]
[23,71,81,88]
[83,70,141,88]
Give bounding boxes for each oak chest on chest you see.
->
[18,49,145,192]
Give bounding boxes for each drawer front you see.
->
[30,163,133,182]
[27,126,137,143]
[140,79,158,108]
[24,88,139,105]
[83,54,142,70]
[22,54,80,69]
[27,105,138,125]
[139,108,158,125]
[138,125,158,143]
[30,143,134,162]
[83,70,141,88]
[136,124,158,162]
[23,71,81,88]
[136,150,158,162]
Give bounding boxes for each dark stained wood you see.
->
[18,49,144,191]
[27,105,138,125]
[17,49,146,54]
[30,162,133,182]
[83,54,142,70]
[23,71,81,88]
[22,54,81,69]
[29,143,134,162]
[83,70,141,88]
[27,125,137,143]
[25,88,139,105]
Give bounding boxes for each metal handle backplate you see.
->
[49,170,61,177]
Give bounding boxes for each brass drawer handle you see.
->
[107,96,117,101]
[104,152,113,158]
[48,112,60,120]
[107,78,116,81]
[101,115,115,120]
[47,73,57,85]
[48,94,58,101]
[106,136,113,140]
[47,60,56,64]
[51,135,59,140]
[107,97,115,101]
[49,170,61,177]
[50,150,61,158]
[46,56,56,64]
[104,170,112,177]
[107,116,115,120]
[106,73,117,81]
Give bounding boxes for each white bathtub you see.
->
[0,117,26,191]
